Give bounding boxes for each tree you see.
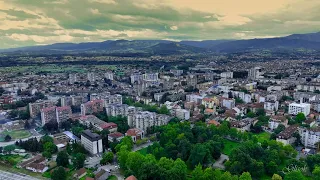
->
[266,161,278,175]
[191,164,204,180]
[312,166,320,180]
[295,113,306,123]
[126,152,145,178]
[246,112,255,118]
[100,152,114,164]
[239,172,252,180]
[3,145,15,154]
[24,120,31,129]
[56,151,69,167]
[72,153,86,169]
[272,174,283,180]
[256,109,266,116]
[284,171,305,180]
[274,124,285,134]
[52,166,67,180]
[115,136,133,152]
[4,135,12,142]
[159,105,170,115]
[168,158,188,180]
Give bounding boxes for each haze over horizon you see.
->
[0,0,320,48]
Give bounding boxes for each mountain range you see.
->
[1,32,320,54]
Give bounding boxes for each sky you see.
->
[0,0,319,48]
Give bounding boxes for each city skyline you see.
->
[0,0,320,48]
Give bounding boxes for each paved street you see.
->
[0,170,39,180]
[212,154,229,170]
[133,142,154,151]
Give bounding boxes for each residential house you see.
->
[276,125,298,145]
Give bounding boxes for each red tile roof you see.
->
[126,175,138,180]
[126,128,143,136]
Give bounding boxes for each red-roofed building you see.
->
[108,132,124,142]
[126,175,138,180]
[80,100,104,116]
[41,106,57,125]
[207,120,220,127]
[100,122,118,133]
[56,106,72,124]
[126,128,144,142]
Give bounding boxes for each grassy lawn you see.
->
[3,130,31,140]
[107,175,118,180]
[222,139,241,156]
[137,147,148,156]
[254,132,271,143]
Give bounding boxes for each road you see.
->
[212,154,229,170]
[133,142,154,151]
[0,170,39,180]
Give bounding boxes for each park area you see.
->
[222,139,241,156]
[1,130,31,140]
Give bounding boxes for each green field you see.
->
[254,132,271,143]
[222,139,241,156]
[3,130,31,140]
[137,147,148,156]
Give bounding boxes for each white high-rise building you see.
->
[299,128,320,148]
[220,72,233,79]
[288,103,311,116]
[248,67,263,79]
[105,72,114,81]
[69,74,77,84]
[87,72,95,82]
[81,130,103,155]
[175,109,190,120]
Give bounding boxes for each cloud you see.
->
[89,8,101,15]
[0,0,320,48]
[88,0,117,4]
[170,26,178,30]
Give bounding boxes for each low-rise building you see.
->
[126,128,144,142]
[276,125,298,145]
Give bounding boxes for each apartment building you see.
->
[220,72,233,79]
[61,95,86,107]
[186,94,203,104]
[288,103,311,116]
[104,94,122,106]
[69,74,77,84]
[105,104,136,117]
[299,127,320,148]
[264,101,279,111]
[104,72,114,81]
[78,115,117,132]
[127,111,170,131]
[56,106,72,123]
[80,100,104,115]
[87,72,96,82]
[222,98,235,109]
[41,106,57,125]
[29,100,56,118]
[81,130,103,155]
[175,109,190,120]
[41,106,72,126]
